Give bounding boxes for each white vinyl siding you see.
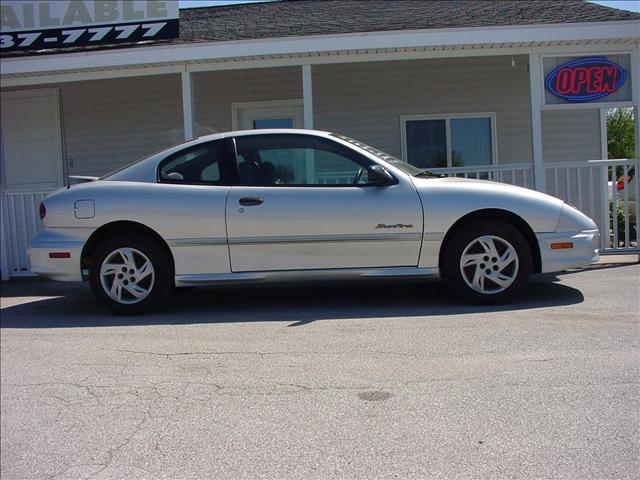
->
[192,67,302,136]
[64,75,184,176]
[541,108,605,225]
[541,109,602,162]
[2,75,183,177]
[1,56,605,182]
[313,56,533,165]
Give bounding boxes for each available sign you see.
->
[544,57,627,102]
[0,1,179,53]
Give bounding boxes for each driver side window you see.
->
[234,134,372,186]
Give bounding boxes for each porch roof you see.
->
[178,0,640,44]
[3,0,639,58]
[1,1,639,86]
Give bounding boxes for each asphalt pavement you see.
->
[1,259,638,479]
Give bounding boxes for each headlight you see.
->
[556,204,597,232]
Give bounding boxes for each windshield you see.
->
[330,133,427,176]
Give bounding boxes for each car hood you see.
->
[410,176,566,234]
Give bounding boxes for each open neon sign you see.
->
[545,57,626,102]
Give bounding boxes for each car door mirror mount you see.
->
[367,165,396,186]
[164,172,184,181]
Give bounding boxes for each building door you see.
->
[1,89,64,191]
[1,89,64,279]
[233,100,304,131]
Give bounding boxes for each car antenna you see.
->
[65,158,71,189]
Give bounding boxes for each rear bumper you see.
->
[28,233,84,282]
[537,229,600,273]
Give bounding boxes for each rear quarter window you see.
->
[158,140,230,185]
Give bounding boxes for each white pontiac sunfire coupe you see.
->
[29,130,599,314]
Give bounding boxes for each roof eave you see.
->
[1,19,639,81]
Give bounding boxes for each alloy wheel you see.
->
[459,235,519,294]
[99,247,155,304]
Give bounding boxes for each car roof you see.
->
[102,129,340,182]
[194,129,334,144]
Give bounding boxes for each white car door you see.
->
[225,133,423,272]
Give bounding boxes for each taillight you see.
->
[39,202,46,220]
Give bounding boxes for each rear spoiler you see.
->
[68,175,99,187]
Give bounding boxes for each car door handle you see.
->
[239,196,264,206]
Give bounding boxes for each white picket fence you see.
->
[430,164,535,189]
[433,160,638,253]
[603,160,638,253]
[1,159,637,279]
[1,190,50,279]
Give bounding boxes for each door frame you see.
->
[0,88,65,192]
[0,88,64,280]
[231,99,303,131]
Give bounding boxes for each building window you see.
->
[401,114,496,169]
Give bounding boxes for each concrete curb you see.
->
[595,254,640,265]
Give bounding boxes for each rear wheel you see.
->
[89,234,172,314]
[443,220,532,304]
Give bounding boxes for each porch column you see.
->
[632,48,640,247]
[302,64,314,129]
[302,64,315,183]
[0,147,8,281]
[528,54,546,192]
[632,48,640,164]
[0,203,10,281]
[181,70,195,141]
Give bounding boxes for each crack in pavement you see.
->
[113,348,481,359]
[86,410,151,480]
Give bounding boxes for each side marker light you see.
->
[550,242,574,249]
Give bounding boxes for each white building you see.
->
[1,0,639,280]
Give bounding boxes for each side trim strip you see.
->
[228,233,422,245]
[167,237,228,247]
[175,267,439,286]
[168,233,424,247]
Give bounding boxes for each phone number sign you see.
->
[1,1,179,54]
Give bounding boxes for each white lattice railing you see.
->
[431,164,534,189]
[1,161,636,279]
[316,173,354,185]
[435,160,638,253]
[1,190,51,279]
[601,159,638,252]
[543,159,638,254]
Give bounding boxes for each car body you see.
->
[29,129,599,313]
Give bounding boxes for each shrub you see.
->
[609,199,637,246]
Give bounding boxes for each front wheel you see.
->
[443,220,532,304]
[89,234,173,314]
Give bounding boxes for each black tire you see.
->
[443,219,532,305]
[89,233,173,315]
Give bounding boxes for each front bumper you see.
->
[537,229,600,273]
[28,232,84,282]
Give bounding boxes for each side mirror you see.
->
[367,165,396,186]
